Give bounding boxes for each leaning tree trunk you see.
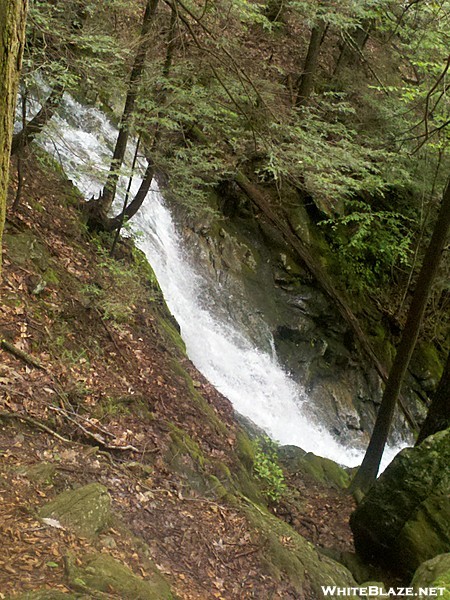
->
[11,84,64,156]
[105,4,177,234]
[105,158,155,232]
[416,352,450,444]
[95,0,159,221]
[333,20,371,77]
[349,178,450,496]
[296,20,326,106]
[0,0,28,276]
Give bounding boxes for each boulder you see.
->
[278,445,350,489]
[66,553,174,599]
[7,592,81,599]
[243,500,358,598]
[411,553,450,599]
[39,483,111,538]
[350,428,450,576]
[17,462,57,484]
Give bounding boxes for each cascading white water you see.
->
[136,192,366,466]
[34,92,406,469]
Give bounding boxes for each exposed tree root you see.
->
[0,410,71,443]
[1,338,45,370]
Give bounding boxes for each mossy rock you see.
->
[358,582,388,600]
[233,431,266,504]
[410,342,444,392]
[350,429,450,576]
[411,553,450,599]
[66,553,174,599]
[7,592,83,600]
[4,232,49,271]
[39,483,111,538]
[17,462,57,484]
[278,445,350,489]
[336,551,386,584]
[242,498,356,597]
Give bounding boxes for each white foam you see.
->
[35,92,408,470]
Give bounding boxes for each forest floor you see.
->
[1,155,357,599]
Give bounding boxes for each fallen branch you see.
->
[233,172,418,431]
[48,405,139,452]
[227,545,262,562]
[95,309,129,363]
[1,338,45,370]
[0,411,71,443]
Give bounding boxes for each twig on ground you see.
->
[48,405,139,452]
[1,339,45,370]
[0,411,70,443]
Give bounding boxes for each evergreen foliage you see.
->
[7,0,450,395]
[11,0,449,321]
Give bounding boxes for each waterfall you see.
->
[34,93,405,469]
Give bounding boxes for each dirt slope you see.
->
[1,154,357,599]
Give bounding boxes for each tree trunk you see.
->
[10,84,64,156]
[334,21,371,77]
[349,178,450,496]
[96,0,159,220]
[105,158,155,232]
[233,169,416,429]
[296,21,326,106]
[416,352,450,444]
[0,0,28,277]
[104,5,177,234]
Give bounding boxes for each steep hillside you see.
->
[0,153,367,599]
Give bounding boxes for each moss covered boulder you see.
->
[7,592,82,599]
[66,553,174,599]
[38,483,111,538]
[411,553,450,599]
[242,499,357,597]
[17,462,57,484]
[350,429,450,576]
[278,445,350,489]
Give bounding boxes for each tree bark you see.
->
[103,4,177,234]
[96,0,159,219]
[0,0,28,276]
[105,157,155,232]
[296,21,326,106]
[10,84,64,156]
[349,177,450,495]
[416,352,450,444]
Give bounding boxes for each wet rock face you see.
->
[173,199,415,446]
[350,429,450,576]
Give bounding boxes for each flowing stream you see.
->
[35,92,406,469]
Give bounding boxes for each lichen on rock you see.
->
[411,553,450,599]
[38,483,111,538]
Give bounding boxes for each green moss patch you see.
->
[7,592,82,600]
[242,498,356,596]
[66,553,174,599]
[411,553,450,599]
[278,445,350,489]
[38,483,111,538]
